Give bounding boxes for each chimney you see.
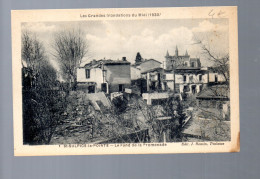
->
[122,57,127,61]
[91,59,97,65]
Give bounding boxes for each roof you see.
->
[101,60,130,65]
[175,67,201,70]
[141,67,163,74]
[138,59,162,65]
[197,85,230,99]
[167,55,190,60]
[81,59,130,68]
[164,69,174,73]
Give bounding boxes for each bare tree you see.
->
[193,35,229,84]
[22,30,46,85]
[22,30,65,144]
[52,29,89,90]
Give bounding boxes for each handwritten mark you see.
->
[217,10,226,18]
[208,9,215,19]
[208,9,226,18]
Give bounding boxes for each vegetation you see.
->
[22,31,65,144]
[52,29,89,90]
[135,52,143,64]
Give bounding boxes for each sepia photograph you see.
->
[12,7,239,156]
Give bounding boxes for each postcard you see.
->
[11,6,239,156]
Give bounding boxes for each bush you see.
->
[112,96,128,114]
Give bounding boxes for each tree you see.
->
[176,100,186,130]
[135,52,143,64]
[112,96,128,114]
[193,36,230,84]
[22,30,46,86]
[192,35,231,141]
[135,96,181,142]
[22,31,64,144]
[52,29,89,90]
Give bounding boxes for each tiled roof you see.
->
[141,67,163,74]
[197,85,229,99]
[82,59,130,68]
[138,59,162,65]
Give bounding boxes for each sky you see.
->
[22,18,229,70]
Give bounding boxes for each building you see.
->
[131,58,163,95]
[165,46,201,70]
[163,70,175,91]
[163,46,210,95]
[140,67,174,105]
[130,66,141,81]
[208,66,228,85]
[77,57,131,93]
[196,85,230,120]
[141,67,164,92]
[174,67,208,94]
[134,59,162,73]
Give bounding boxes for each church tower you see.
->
[165,50,169,57]
[185,50,189,56]
[175,46,178,57]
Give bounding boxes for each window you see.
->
[199,75,202,81]
[151,82,156,90]
[191,62,195,67]
[199,85,203,92]
[183,85,189,92]
[101,83,107,93]
[85,69,90,79]
[163,82,167,90]
[88,85,95,93]
[215,74,218,82]
[183,75,186,82]
[191,85,196,94]
[163,74,166,79]
[119,84,124,92]
[175,84,180,93]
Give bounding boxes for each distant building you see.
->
[165,46,201,70]
[174,67,208,94]
[164,46,207,95]
[77,57,131,93]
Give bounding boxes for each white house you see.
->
[174,67,208,94]
[77,58,131,93]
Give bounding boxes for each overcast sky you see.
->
[22,18,229,69]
